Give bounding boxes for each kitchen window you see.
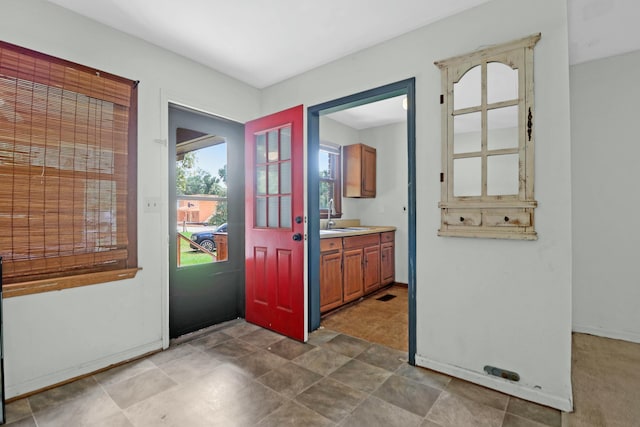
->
[319,142,342,219]
[0,41,139,297]
[435,34,540,240]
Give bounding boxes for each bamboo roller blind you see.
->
[0,42,137,284]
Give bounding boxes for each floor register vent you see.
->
[484,365,520,382]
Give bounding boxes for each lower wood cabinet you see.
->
[363,244,380,293]
[380,232,395,286]
[320,250,343,312]
[343,248,364,303]
[320,231,394,314]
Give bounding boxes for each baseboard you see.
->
[5,340,163,399]
[572,324,640,344]
[415,354,573,412]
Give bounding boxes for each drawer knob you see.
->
[504,216,510,222]
[459,217,465,222]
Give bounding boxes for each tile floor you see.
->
[5,316,561,427]
[322,285,409,352]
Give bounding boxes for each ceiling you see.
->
[46,0,640,129]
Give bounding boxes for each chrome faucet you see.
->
[327,198,336,229]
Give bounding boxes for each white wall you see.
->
[346,123,409,284]
[262,0,573,410]
[571,50,640,343]
[1,0,260,398]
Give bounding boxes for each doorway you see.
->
[307,79,417,363]
[168,104,245,338]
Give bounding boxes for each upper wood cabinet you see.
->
[435,33,540,240]
[343,143,376,198]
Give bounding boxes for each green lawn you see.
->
[178,232,216,267]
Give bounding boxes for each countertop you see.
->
[319,225,396,239]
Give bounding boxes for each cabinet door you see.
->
[363,244,380,293]
[320,251,343,313]
[343,248,364,303]
[343,143,376,198]
[381,242,395,285]
[361,144,376,197]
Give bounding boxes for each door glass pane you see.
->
[280,161,291,194]
[280,196,291,228]
[256,197,267,227]
[454,112,481,154]
[488,106,519,150]
[268,197,279,228]
[487,62,518,104]
[256,165,267,195]
[267,130,279,161]
[268,164,279,194]
[453,157,481,197]
[280,126,291,160]
[488,154,519,195]
[256,133,266,163]
[175,131,228,266]
[454,65,480,110]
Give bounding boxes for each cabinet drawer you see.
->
[343,233,379,249]
[320,237,343,252]
[380,231,395,243]
[484,212,531,227]
[443,211,481,226]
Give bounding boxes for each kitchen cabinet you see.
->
[343,233,380,301]
[320,238,343,312]
[363,245,381,293]
[342,248,364,303]
[320,230,394,314]
[343,143,376,198]
[380,232,395,285]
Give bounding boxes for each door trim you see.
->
[307,78,417,364]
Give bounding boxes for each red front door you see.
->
[245,105,305,341]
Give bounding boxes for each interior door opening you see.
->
[318,95,409,352]
[307,79,417,363]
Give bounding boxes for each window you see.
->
[0,41,138,296]
[435,34,540,240]
[175,131,229,265]
[319,142,342,219]
[254,126,293,228]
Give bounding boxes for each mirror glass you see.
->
[487,62,518,104]
[454,65,481,110]
[488,106,519,150]
[453,157,481,197]
[454,112,481,154]
[487,154,519,195]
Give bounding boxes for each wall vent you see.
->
[484,365,520,382]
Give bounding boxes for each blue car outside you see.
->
[190,223,227,252]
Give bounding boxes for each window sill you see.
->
[3,268,142,298]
